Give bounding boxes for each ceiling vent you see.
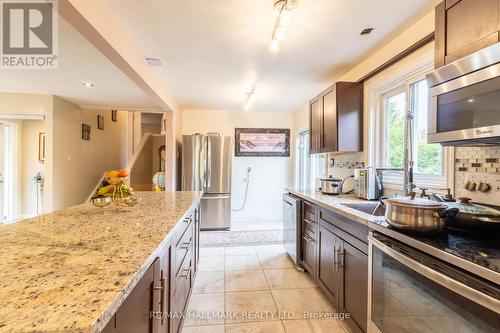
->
[146,57,163,67]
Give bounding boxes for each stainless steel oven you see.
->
[368,232,500,333]
[427,43,500,145]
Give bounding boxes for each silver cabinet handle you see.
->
[337,249,345,270]
[181,239,193,250]
[180,267,192,279]
[303,236,314,243]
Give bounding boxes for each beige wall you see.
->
[291,8,436,186]
[52,97,129,210]
[20,120,45,218]
[183,109,293,222]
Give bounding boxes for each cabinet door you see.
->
[321,87,337,152]
[158,246,171,333]
[336,82,363,152]
[318,225,340,309]
[339,241,368,333]
[435,0,500,67]
[302,233,317,278]
[115,258,160,333]
[309,97,322,154]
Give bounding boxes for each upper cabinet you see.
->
[435,0,500,68]
[309,82,363,154]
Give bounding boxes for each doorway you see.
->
[0,122,15,223]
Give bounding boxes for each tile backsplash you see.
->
[454,146,500,199]
[326,153,365,180]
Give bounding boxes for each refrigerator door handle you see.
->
[203,195,231,200]
[206,139,212,191]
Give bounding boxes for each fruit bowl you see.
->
[91,196,112,208]
[93,169,138,209]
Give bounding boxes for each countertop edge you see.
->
[90,196,202,333]
[286,189,378,227]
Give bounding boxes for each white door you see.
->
[0,123,5,223]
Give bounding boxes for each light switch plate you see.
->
[463,173,500,206]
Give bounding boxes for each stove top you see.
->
[371,219,500,274]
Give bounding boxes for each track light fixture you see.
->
[270,0,299,53]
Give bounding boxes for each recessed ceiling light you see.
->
[82,82,94,88]
[146,57,163,67]
[360,28,374,35]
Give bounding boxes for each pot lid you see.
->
[387,192,446,208]
[320,176,341,181]
[448,198,500,217]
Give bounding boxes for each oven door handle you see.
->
[368,235,500,314]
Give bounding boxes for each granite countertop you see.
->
[286,188,385,226]
[287,188,500,284]
[0,191,202,333]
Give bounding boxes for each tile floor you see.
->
[181,244,347,333]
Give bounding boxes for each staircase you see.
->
[87,133,165,202]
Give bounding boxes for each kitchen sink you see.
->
[341,203,385,216]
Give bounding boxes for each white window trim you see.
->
[365,50,454,194]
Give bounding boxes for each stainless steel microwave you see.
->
[426,43,500,146]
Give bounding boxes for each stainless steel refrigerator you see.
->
[181,134,232,230]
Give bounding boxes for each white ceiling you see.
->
[105,0,438,113]
[0,16,158,110]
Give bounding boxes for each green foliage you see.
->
[417,143,442,175]
[386,97,443,175]
[387,99,404,169]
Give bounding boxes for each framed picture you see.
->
[97,115,104,130]
[82,124,91,141]
[111,110,117,122]
[235,128,290,157]
[38,132,46,161]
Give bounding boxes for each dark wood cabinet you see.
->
[101,205,200,333]
[309,82,363,154]
[301,201,319,281]
[435,0,500,68]
[310,96,322,153]
[318,225,340,310]
[115,258,160,333]
[340,241,368,333]
[299,202,369,332]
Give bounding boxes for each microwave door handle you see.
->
[368,236,500,314]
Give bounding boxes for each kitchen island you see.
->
[0,191,202,333]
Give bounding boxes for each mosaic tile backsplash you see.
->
[455,146,500,199]
[326,153,365,180]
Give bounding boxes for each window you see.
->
[382,79,443,176]
[296,130,326,190]
[367,49,452,190]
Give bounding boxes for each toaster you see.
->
[354,168,382,200]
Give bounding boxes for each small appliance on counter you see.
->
[354,168,381,200]
[318,175,353,195]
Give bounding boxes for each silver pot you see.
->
[380,192,459,233]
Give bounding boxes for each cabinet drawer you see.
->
[302,233,317,281]
[174,221,194,277]
[171,251,192,333]
[319,208,368,245]
[173,246,193,304]
[303,221,316,239]
[175,212,194,245]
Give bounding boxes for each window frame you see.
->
[366,50,454,192]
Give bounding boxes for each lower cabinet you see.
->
[340,241,368,333]
[318,225,340,310]
[300,201,369,333]
[102,204,200,333]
